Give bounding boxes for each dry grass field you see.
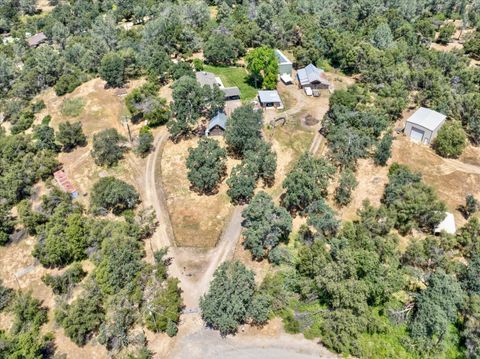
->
[161,137,238,247]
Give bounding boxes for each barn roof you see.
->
[208,112,227,132]
[222,87,240,98]
[258,90,281,103]
[275,49,292,65]
[297,64,330,86]
[406,107,446,131]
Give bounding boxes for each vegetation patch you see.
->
[203,65,257,100]
[60,98,86,117]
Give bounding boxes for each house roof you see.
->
[207,112,228,132]
[222,87,240,98]
[26,32,47,47]
[275,49,292,65]
[195,71,217,87]
[297,64,330,86]
[406,107,447,131]
[434,212,456,234]
[258,90,281,103]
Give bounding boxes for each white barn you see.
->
[405,107,447,145]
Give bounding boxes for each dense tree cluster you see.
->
[200,261,271,336]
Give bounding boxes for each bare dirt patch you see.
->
[161,137,237,247]
[392,136,480,227]
[35,78,149,206]
[338,158,390,221]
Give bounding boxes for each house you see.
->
[53,170,78,198]
[26,32,47,48]
[258,90,283,109]
[206,112,227,136]
[297,64,330,89]
[275,49,293,76]
[195,71,241,101]
[434,212,456,235]
[405,107,447,144]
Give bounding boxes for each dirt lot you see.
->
[36,78,148,206]
[161,137,238,247]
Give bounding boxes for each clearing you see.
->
[203,64,258,101]
[161,137,238,247]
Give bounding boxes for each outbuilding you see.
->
[405,107,447,145]
[258,90,283,109]
[297,64,330,90]
[26,32,47,47]
[275,49,293,76]
[434,212,456,235]
[206,112,227,136]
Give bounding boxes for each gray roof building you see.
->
[206,112,228,136]
[26,32,47,47]
[222,87,240,99]
[275,49,293,76]
[404,107,447,144]
[297,64,330,88]
[258,90,283,109]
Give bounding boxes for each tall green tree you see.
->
[99,52,125,88]
[224,105,262,157]
[90,177,139,215]
[241,192,292,262]
[91,128,126,167]
[57,121,87,152]
[245,46,278,89]
[282,154,335,212]
[186,138,227,194]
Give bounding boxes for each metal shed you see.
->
[275,50,292,76]
[405,107,447,145]
[258,90,283,109]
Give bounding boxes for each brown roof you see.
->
[27,32,47,47]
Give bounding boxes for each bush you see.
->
[437,23,455,45]
[57,121,87,151]
[90,177,139,215]
[136,127,154,157]
[42,262,87,295]
[11,292,48,334]
[55,73,82,96]
[99,52,125,88]
[433,121,467,158]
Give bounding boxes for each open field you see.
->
[161,137,238,247]
[203,65,258,100]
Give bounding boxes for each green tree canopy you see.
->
[245,46,278,89]
[434,121,467,158]
[90,176,139,215]
[224,104,263,157]
[186,138,227,194]
[241,192,292,262]
[91,128,126,167]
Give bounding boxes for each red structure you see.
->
[53,170,78,198]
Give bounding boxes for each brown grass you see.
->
[161,137,237,247]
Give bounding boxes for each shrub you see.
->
[42,262,87,295]
[433,121,467,158]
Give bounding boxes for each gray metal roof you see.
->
[297,64,329,86]
[258,90,281,103]
[275,49,292,65]
[222,87,240,98]
[207,112,228,132]
[406,107,446,131]
[195,71,217,87]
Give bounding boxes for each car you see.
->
[304,87,313,96]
